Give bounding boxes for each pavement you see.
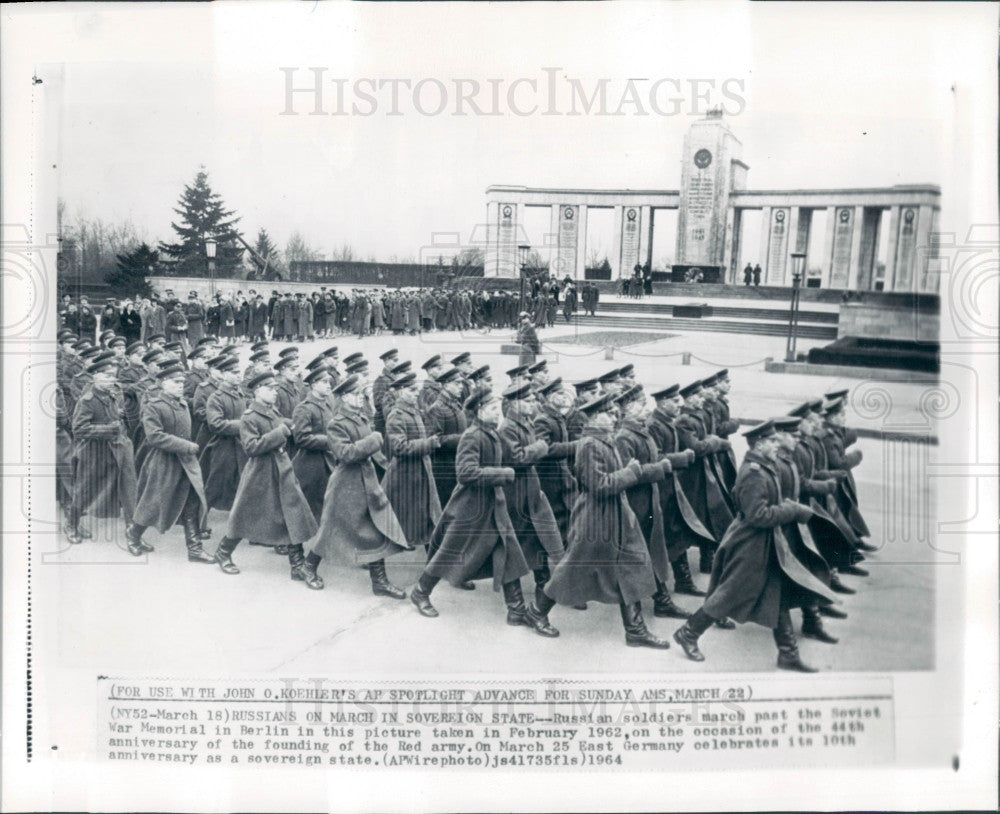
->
[34,325,942,758]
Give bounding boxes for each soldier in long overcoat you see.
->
[127,365,214,563]
[673,421,840,671]
[819,398,871,541]
[305,374,411,598]
[770,416,841,645]
[66,358,138,544]
[412,390,559,635]
[544,394,672,648]
[291,367,337,521]
[498,382,565,604]
[645,385,709,596]
[184,293,206,344]
[212,372,321,588]
[383,372,442,547]
[191,359,223,451]
[425,367,468,509]
[531,378,579,542]
[371,348,399,440]
[117,342,148,439]
[199,357,248,512]
[614,385,691,620]
[516,312,541,366]
[703,370,740,490]
[249,295,269,341]
[675,381,734,572]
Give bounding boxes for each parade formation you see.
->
[56,291,876,673]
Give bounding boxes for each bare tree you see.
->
[330,242,356,262]
[284,231,324,264]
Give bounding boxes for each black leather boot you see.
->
[698,543,717,574]
[183,511,215,563]
[289,545,324,589]
[672,608,714,661]
[714,617,736,630]
[841,563,869,577]
[125,523,151,556]
[527,591,560,638]
[369,559,406,599]
[829,570,856,595]
[819,604,848,620]
[410,573,440,617]
[214,536,241,575]
[774,610,818,672]
[621,602,670,648]
[653,578,691,619]
[671,555,706,597]
[505,580,557,637]
[802,605,838,644]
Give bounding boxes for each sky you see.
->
[38,2,995,262]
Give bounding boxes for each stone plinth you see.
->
[837,301,939,342]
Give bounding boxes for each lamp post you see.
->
[785,252,807,362]
[205,236,217,297]
[518,244,530,313]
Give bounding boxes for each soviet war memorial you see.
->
[6,3,996,811]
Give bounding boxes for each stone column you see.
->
[638,205,653,269]
[822,205,837,288]
[758,205,772,280]
[549,204,561,275]
[847,205,865,291]
[611,206,624,278]
[915,204,935,292]
[575,205,588,281]
[723,206,737,283]
[883,205,900,290]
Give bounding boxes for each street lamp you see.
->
[205,236,217,297]
[785,251,807,363]
[518,244,531,313]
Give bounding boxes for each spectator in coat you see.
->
[184,292,206,344]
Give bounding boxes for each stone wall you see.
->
[837,301,939,342]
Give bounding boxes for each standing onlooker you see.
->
[119,300,142,344]
[753,263,762,286]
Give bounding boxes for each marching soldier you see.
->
[819,397,872,546]
[673,421,839,671]
[66,356,138,545]
[192,356,225,451]
[243,348,272,389]
[417,354,446,417]
[199,355,248,516]
[372,348,399,439]
[614,384,690,620]
[544,393,671,648]
[449,351,474,403]
[413,389,557,637]
[426,366,469,511]
[126,364,214,563]
[566,378,599,441]
[304,374,412,598]
[498,382,565,610]
[531,378,578,543]
[212,372,321,587]
[183,345,211,404]
[527,359,550,388]
[675,380,734,572]
[384,371,442,548]
[291,366,337,521]
[117,341,147,438]
[645,385,710,598]
[705,369,740,489]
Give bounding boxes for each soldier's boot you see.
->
[410,573,440,618]
[288,545,324,590]
[653,578,691,619]
[214,536,241,575]
[715,616,736,629]
[819,604,848,620]
[829,569,856,595]
[125,523,151,556]
[698,542,717,575]
[302,551,325,590]
[672,608,714,662]
[801,605,839,644]
[197,525,212,541]
[620,602,671,649]
[504,581,558,638]
[64,508,84,545]
[182,510,215,564]
[368,559,406,599]
[840,562,869,578]
[774,610,818,672]
[671,554,706,597]
[527,591,560,638]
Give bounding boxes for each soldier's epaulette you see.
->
[748,462,761,471]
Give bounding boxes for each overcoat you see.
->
[218,302,235,338]
[425,390,468,508]
[250,301,269,336]
[820,428,870,538]
[383,400,442,545]
[645,408,712,559]
[675,408,734,540]
[119,308,142,344]
[308,404,411,563]
[516,323,541,366]
[544,427,657,606]
[199,382,248,511]
[793,437,862,568]
[615,416,672,582]
[291,392,337,520]
[191,378,219,451]
[702,451,838,628]
[184,300,206,343]
[131,378,161,470]
[417,379,442,418]
[117,361,147,438]
[56,388,74,509]
[426,422,530,589]
[773,449,833,593]
[498,413,564,572]
[531,405,578,540]
[706,397,739,490]
[70,386,138,521]
[133,391,208,532]
[224,402,317,547]
[281,300,297,337]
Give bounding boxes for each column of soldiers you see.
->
[57,323,874,672]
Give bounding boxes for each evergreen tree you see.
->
[253,228,279,263]
[158,168,244,275]
[106,243,157,298]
